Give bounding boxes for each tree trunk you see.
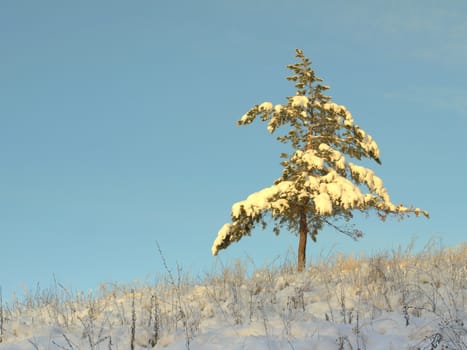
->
[297,210,308,272]
[298,102,314,272]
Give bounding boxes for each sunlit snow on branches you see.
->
[212,49,428,258]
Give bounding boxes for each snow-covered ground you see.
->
[1,243,465,349]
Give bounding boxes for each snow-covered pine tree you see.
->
[212,49,429,272]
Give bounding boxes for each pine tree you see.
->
[212,49,429,272]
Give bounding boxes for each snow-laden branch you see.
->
[212,144,428,256]
[239,98,380,164]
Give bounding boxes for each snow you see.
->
[335,156,346,170]
[1,245,465,350]
[291,95,309,108]
[325,182,343,201]
[230,182,292,219]
[355,131,380,159]
[296,149,325,169]
[320,102,354,126]
[318,172,364,210]
[356,128,366,139]
[348,163,387,199]
[267,116,278,133]
[211,223,232,255]
[239,113,249,123]
[319,144,344,166]
[274,104,283,113]
[314,192,333,214]
[343,113,354,127]
[259,101,273,112]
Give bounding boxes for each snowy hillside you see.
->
[0,243,465,350]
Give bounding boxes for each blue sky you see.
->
[1,1,466,301]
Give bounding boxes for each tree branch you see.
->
[323,219,363,241]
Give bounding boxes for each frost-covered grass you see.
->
[0,242,465,350]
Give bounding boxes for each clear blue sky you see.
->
[1,1,466,301]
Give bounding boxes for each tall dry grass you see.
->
[0,241,465,349]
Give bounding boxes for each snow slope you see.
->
[1,243,465,349]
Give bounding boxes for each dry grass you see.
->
[1,241,465,349]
